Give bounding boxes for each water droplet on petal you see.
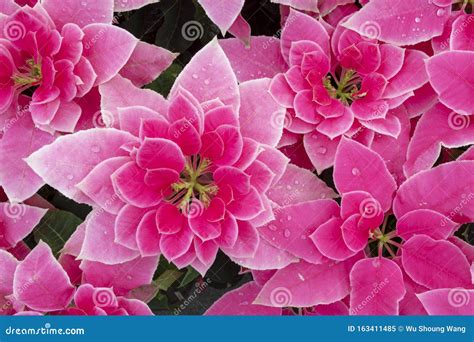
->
[91,145,100,153]
[287,215,292,221]
[204,79,210,85]
[415,17,421,23]
[317,147,327,154]
[192,74,198,79]
[351,168,361,176]
[436,8,445,16]
[298,273,305,281]
[67,174,74,180]
[268,224,277,231]
[284,229,291,238]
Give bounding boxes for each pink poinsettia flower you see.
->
[268,9,428,172]
[225,139,474,315]
[62,284,153,316]
[0,1,175,132]
[1,237,154,316]
[0,1,176,203]
[59,222,160,298]
[26,39,292,275]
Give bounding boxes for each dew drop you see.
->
[268,224,277,231]
[351,167,361,176]
[286,185,292,190]
[67,174,74,180]
[294,180,299,185]
[284,229,291,238]
[436,8,445,16]
[298,273,305,281]
[287,215,292,221]
[126,275,132,280]
[192,74,198,79]
[415,17,421,23]
[91,145,100,153]
[317,146,327,154]
[204,79,210,85]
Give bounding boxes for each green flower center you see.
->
[12,58,42,88]
[323,69,365,105]
[167,155,218,211]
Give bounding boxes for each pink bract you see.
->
[26,39,292,275]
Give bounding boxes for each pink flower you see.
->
[0,2,175,132]
[223,138,474,315]
[0,1,176,203]
[0,238,154,316]
[62,284,153,316]
[269,9,429,172]
[26,39,291,275]
[0,241,75,315]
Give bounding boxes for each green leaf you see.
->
[155,0,197,53]
[156,269,183,291]
[179,267,200,288]
[33,209,83,256]
[145,62,183,97]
